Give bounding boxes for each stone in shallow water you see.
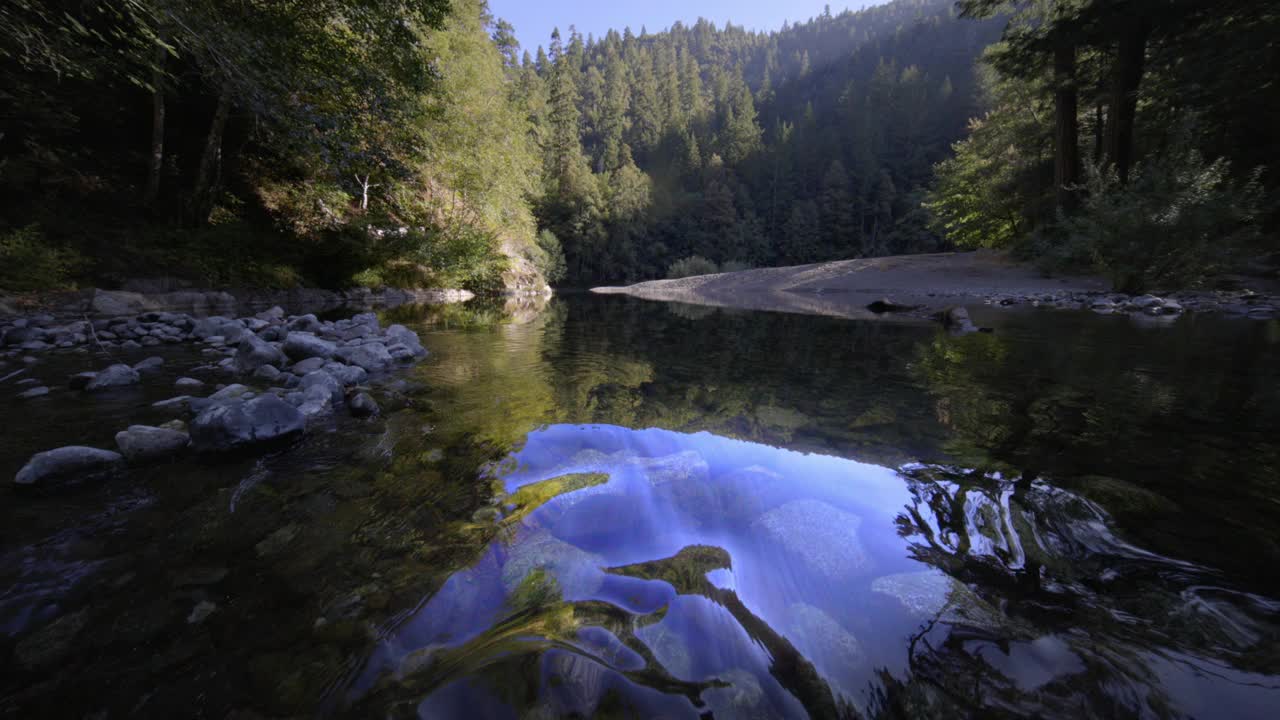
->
[500,530,604,598]
[754,499,871,580]
[350,392,380,418]
[85,363,140,391]
[115,425,190,463]
[871,570,1011,633]
[15,446,124,485]
[189,396,305,451]
[174,376,204,390]
[17,385,49,399]
[283,331,337,361]
[786,602,864,669]
[703,668,771,720]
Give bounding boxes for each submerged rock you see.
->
[17,386,50,399]
[754,499,871,581]
[235,335,287,373]
[174,376,205,390]
[133,356,165,373]
[335,342,393,372]
[115,425,190,463]
[350,392,380,418]
[189,396,306,451]
[283,332,337,361]
[85,363,141,391]
[15,446,125,485]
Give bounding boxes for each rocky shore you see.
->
[4,305,431,485]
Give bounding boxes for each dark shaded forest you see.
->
[1,0,1276,293]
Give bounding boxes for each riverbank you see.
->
[592,250,1279,322]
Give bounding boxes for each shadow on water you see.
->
[2,294,1279,718]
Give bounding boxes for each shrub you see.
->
[666,255,719,279]
[1064,149,1266,293]
[532,229,567,284]
[0,224,84,291]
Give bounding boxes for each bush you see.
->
[666,255,719,279]
[532,229,567,284]
[0,224,84,291]
[1064,149,1266,293]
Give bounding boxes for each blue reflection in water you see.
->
[345,423,1280,719]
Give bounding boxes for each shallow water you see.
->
[2,296,1279,718]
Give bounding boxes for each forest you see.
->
[1,0,1276,292]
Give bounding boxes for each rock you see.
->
[115,425,190,463]
[14,610,88,669]
[15,446,125,485]
[1129,295,1164,310]
[208,383,254,404]
[174,377,205,390]
[235,335,287,373]
[133,356,165,373]
[85,364,141,391]
[159,419,188,433]
[386,344,418,362]
[252,364,282,382]
[121,340,142,350]
[754,499,871,581]
[866,298,919,314]
[283,332,337,361]
[255,306,286,322]
[187,601,218,624]
[299,370,344,406]
[936,306,979,334]
[18,386,50,399]
[384,324,427,356]
[189,396,306,451]
[152,395,204,416]
[286,314,322,333]
[323,362,367,386]
[334,342,393,372]
[89,289,152,316]
[291,357,327,375]
[350,392,380,418]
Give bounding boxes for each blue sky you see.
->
[489,1,878,54]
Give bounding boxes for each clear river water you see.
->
[2,294,1279,719]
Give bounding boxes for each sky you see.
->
[489,1,878,55]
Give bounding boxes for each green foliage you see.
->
[532,230,568,284]
[0,225,84,291]
[1063,151,1266,292]
[666,256,720,279]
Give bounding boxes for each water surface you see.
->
[2,296,1279,718]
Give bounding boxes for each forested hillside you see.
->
[0,0,548,293]
[522,0,1003,283]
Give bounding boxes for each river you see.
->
[3,294,1279,718]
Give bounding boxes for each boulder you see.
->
[299,370,344,406]
[286,314,322,333]
[323,362,368,386]
[18,386,50,399]
[235,335,287,373]
[283,332,337,361]
[15,446,125,485]
[189,396,306,451]
[350,392,380,418]
[936,306,979,334]
[252,364,281,382]
[255,306,286,322]
[85,364,141,391]
[115,425,190,463]
[208,383,254,404]
[335,342,393,372]
[133,356,165,373]
[174,377,205,391]
[384,324,427,356]
[290,357,327,375]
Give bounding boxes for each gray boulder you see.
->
[208,383,253,404]
[235,335,287,373]
[323,362,368,386]
[18,386,50,399]
[291,357,327,375]
[286,314,322,333]
[335,342,393,372]
[385,324,427,356]
[350,392,380,418]
[115,425,190,463]
[283,332,337,360]
[299,370,344,405]
[15,446,125,485]
[252,364,282,382]
[255,306,285,322]
[174,377,205,390]
[133,356,165,373]
[189,396,306,451]
[85,364,141,391]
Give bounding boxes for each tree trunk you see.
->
[1093,103,1104,163]
[1053,41,1080,214]
[190,80,233,225]
[142,39,166,208]
[1105,22,1149,184]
